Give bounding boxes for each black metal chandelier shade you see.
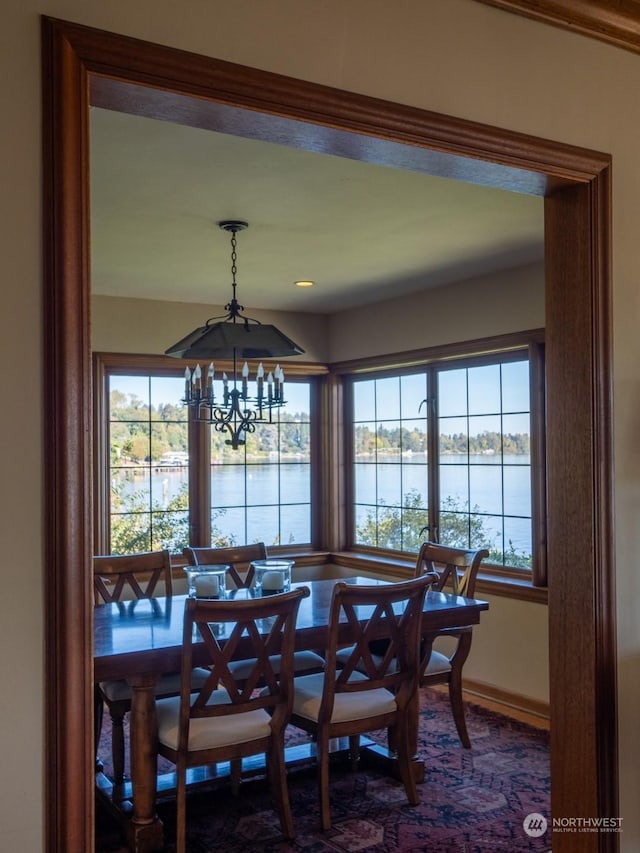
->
[164,317,304,360]
[165,220,305,449]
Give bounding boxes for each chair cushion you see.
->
[99,667,211,703]
[336,645,452,677]
[156,689,272,751]
[228,650,325,682]
[423,650,452,676]
[335,645,400,674]
[292,671,396,723]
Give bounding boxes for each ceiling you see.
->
[89,107,544,315]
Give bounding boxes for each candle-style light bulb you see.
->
[257,362,264,405]
[184,366,191,401]
[193,363,202,397]
[206,362,214,400]
[267,371,274,402]
[274,364,281,401]
[222,371,229,406]
[242,361,249,399]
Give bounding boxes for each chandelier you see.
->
[165,220,304,449]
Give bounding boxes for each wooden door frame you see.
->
[42,16,616,853]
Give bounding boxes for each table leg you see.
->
[124,674,164,852]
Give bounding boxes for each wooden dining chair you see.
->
[289,576,432,831]
[93,550,210,784]
[156,586,310,853]
[414,541,489,748]
[183,543,325,681]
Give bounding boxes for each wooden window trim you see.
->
[339,330,545,588]
[330,328,545,375]
[94,352,327,554]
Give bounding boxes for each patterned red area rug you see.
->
[96,688,551,852]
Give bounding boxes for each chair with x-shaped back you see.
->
[183,543,325,682]
[94,550,210,784]
[289,576,432,830]
[414,541,489,748]
[156,586,310,852]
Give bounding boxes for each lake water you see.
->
[113,453,531,553]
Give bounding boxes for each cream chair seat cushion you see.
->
[99,667,211,703]
[156,688,272,752]
[335,646,452,677]
[422,649,452,676]
[292,671,396,724]
[228,650,324,682]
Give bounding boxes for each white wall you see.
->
[3,1,639,850]
[92,295,330,362]
[329,261,544,361]
[93,262,543,360]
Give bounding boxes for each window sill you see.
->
[172,548,547,604]
[330,551,548,604]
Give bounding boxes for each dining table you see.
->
[94,575,489,851]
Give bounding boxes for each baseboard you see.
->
[457,677,550,726]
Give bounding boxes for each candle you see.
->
[184,366,191,401]
[267,371,273,402]
[193,363,202,397]
[274,364,281,401]
[242,361,249,399]
[194,574,219,598]
[257,362,264,404]
[207,362,214,399]
[261,570,285,592]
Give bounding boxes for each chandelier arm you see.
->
[210,397,260,450]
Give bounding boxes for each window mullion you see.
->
[188,416,210,547]
[529,341,547,586]
[427,367,440,542]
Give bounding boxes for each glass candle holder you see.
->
[251,560,293,596]
[184,564,228,599]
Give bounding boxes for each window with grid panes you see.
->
[351,353,535,570]
[102,359,313,555]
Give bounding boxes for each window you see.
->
[353,373,430,552]
[108,374,190,553]
[96,354,319,556]
[437,360,532,567]
[350,336,544,576]
[208,381,312,547]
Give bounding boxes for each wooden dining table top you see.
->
[93,575,489,682]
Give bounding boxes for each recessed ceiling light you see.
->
[295,280,315,288]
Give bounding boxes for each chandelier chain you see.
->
[230,229,238,293]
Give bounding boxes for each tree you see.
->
[110,482,234,555]
[356,489,532,568]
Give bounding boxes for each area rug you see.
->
[96,688,551,852]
